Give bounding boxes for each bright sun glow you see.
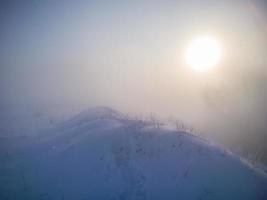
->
[186,36,221,71]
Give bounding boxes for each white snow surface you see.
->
[1,107,267,200]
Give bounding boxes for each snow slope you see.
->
[1,107,267,200]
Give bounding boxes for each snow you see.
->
[0,107,267,200]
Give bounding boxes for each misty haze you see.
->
[1,1,267,199]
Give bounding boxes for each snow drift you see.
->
[1,107,267,200]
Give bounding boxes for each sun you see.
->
[186,36,221,71]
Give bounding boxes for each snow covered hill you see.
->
[1,107,267,200]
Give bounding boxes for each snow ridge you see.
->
[1,107,267,200]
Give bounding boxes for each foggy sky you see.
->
[1,0,267,156]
